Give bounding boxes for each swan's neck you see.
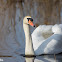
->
[23,23,34,55]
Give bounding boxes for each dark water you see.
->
[0,54,62,62]
[20,54,62,62]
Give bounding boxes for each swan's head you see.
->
[23,16,35,27]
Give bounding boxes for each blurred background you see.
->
[0,0,62,55]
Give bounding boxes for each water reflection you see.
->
[24,54,62,62]
[25,57,34,62]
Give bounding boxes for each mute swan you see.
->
[23,16,62,55]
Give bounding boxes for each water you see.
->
[24,54,62,62]
[0,54,62,62]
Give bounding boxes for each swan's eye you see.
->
[27,18,33,22]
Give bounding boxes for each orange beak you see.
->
[28,20,35,27]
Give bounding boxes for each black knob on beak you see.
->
[33,25,35,27]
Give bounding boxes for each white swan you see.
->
[23,16,62,55]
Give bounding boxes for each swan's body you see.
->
[23,16,62,55]
[32,25,62,55]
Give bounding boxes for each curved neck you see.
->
[23,23,34,55]
[23,24,30,41]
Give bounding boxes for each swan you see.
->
[23,16,62,55]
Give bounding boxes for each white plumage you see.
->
[32,24,62,55]
[23,16,62,55]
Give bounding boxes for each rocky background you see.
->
[0,0,62,55]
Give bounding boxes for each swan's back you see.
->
[32,25,53,41]
[32,24,62,41]
[32,25,53,51]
